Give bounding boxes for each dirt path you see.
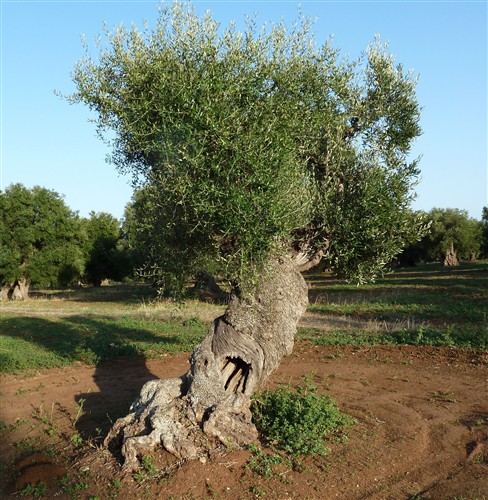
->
[1,344,487,499]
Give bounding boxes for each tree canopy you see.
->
[69,2,426,291]
[0,184,133,297]
[399,207,483,265]
[0,184,84,291]
[427,208,481,262]
[481,207,488,258]
[82,211,128,286]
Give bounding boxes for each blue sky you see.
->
[1,0,487,220]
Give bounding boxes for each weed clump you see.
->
[251,374,355,457]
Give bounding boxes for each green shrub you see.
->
[251,375,355,456]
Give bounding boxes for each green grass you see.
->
[0,314,208,373]
[0,284,224,373]
[0,263,486,374]
[297,326,486,350]
[301,262,487,350]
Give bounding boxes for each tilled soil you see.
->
[1,343,487,499]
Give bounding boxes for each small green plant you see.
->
[431,390,457,403]
[439,326,456,348]
[31,403,61,438]
[205,479,217,497]
[73,398,86,425]
[70,432,83,447]
[134,454,158,483]
[59,475,89,496]
[20,480,47,498]
[14,438,56,457]
[0,419,29,433]
[250,484,266,497]
[245,444,286,478]
[251,374,355,457]
[108,478,122,493]
[14,383,45,397]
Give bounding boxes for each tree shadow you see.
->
[30,283,158,305]
[74,353,156,441]
[0,315,190,440]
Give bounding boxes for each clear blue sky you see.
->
[1,0,487,220]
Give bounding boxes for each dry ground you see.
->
[1,342,487,499]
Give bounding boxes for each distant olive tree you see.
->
[399,208,482,266]
[81,211,130,286]
[481,207,488,259]
[68,3,426,468]
[120,187,174,288]
[0,184,84,299]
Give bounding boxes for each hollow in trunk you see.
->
[105,254,309,470]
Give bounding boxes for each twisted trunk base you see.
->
[0,279,30,301]
[443,243,459,267]
[104,255,309,470]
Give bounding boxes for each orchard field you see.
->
[1,263,487,499]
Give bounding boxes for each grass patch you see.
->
[19,480,47,498]
[304,262,487,350]
[298,325,487,350]
[0,263,486,374]
[0,315,207,373]
[0,284,226,373]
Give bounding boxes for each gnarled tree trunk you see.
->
[443,243,459,267]
[105,253,310,470]
[0,286,9,301]
[0,279,30,301]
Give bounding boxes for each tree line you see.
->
[0,184,133,299]
[398,207,487,267]
[1,182,486,300]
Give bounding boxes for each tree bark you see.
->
[0,286,9,301]
[191,271,229,303]
[443,243,459,267]
[0,279,30,301]
[104,253,309,470]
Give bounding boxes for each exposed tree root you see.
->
[105,254,309,470]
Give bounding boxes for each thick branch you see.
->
[296,248,325,272]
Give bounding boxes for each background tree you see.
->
[0,184,84,299]
[395,210,432,266]
[399,208,482,266]
[480,206,488,259]
[120,187,174,289]
[81,211,130,286]
[121,186,222,295]
[68,3,426,468]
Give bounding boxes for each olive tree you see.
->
[81,211,125,285]
[68,3,425,468]
[400,208,483,265]
[0,184,84,299]
[425,208,479,264]
[481,207,488,258]
[119,186,177,290]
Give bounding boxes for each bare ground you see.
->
[1,343,487,499]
